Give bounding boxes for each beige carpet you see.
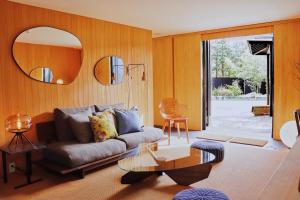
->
[0,143,287,200]
[229,137,268,147]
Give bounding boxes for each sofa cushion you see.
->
[43,139,126,168]
[117,127,164,149]
[89,115,118,142]
[115,108,143,135]
[93,108,117,130]
[68,110,93,143]
[117,132,145,149]
[54,106,95,141]
[142,127,164,143]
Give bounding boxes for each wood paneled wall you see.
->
[153,34,202,130]
[153,36,174,126]
[0,0,153,146]
[173,34,202,130]
[273,20,300,139]
[201,25,274,41]
[13,42,82,83]
[153,19,300,140]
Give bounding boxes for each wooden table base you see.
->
[121,163,212,186]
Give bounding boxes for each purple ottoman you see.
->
[191,140,224,163]
[173,188,230,200]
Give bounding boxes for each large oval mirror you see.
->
[12,26,82,84]
[94,56,124,85]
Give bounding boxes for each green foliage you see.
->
[210,37,267,93]
[227,80,243,96]
[212,80,242,97]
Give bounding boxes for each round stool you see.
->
[191,140,224,163]
[173,188,230,200]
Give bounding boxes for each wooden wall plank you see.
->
[152,36,174,126]
[0,0,153,147]
[273,21,300,140]
[173,34,202,130]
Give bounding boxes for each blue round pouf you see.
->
[173,188,230,200]
[191,140,224,163]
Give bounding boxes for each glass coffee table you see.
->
[118,143,215,186]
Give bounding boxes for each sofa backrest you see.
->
[36,103,125,144]
[36,120,57,144]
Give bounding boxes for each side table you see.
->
[0,144,46,189]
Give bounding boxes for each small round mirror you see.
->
[280,120,298,148]
[94,56,124,85]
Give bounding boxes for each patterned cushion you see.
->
[173,188,230,200]
[191,140,225,163]
[89,115,118,142]
[93,107,117,129]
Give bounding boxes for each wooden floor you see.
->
[0,138,287,200]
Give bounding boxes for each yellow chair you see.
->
[159,98,189,145]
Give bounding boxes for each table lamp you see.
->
[5,114,33,148]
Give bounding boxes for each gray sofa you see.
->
[36,104,163,177]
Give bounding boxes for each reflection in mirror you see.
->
[30,67,53,83]
[12,26,82,84]
[94,56,124,85]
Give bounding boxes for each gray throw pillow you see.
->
[68,109,93,143]
[54,106,95,141]
[115,107,143,135]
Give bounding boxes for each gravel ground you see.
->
[208,100,273,138]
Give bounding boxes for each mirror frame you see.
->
[94,55,125,86]
[12,26,84,85]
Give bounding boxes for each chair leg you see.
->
[168,120,172,145]
[176,123,181,138]
[162,120,167,134]
[184,120,189,144]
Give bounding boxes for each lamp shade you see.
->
[5,114,31,133]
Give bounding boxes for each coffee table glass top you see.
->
[118,143,215,172]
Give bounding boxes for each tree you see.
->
[210,39,236,77]
[210,37,267,95]
[237,55,267,94]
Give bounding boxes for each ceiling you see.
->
[9,0,300,37]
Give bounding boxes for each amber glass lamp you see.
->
[5,114,33,148]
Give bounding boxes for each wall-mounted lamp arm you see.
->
[126,63,146,109]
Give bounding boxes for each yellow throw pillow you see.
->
[94,108,117,130]
[88,115,118,142]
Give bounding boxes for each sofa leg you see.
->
[78,169,85,179]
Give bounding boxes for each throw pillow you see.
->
[53,106,95,141]
[89,115,118,142]
[93,107,117,129]
[114,107,143,135]
[130,106,144,128]
[68,110,93,143]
